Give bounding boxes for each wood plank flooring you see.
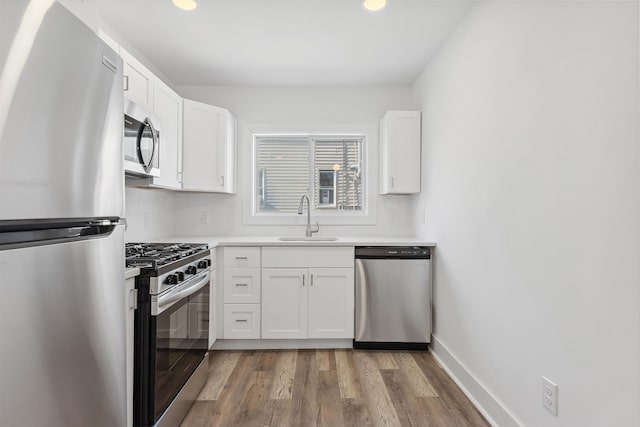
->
[181,350,489,427]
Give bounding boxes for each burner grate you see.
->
[125,242,209,269]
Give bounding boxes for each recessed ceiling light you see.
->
[173,0,197,11]
[363,0,386,12]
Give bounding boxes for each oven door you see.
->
[135,271,210,426]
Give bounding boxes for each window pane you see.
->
[313,139,362,211]
[318,170,336,207]
[256,138,310,213]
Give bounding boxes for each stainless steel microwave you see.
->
[124,99,161,177]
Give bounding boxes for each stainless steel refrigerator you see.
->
[0,2,126,426]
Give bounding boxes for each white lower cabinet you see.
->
[261,266,354,339]
[261,268,308,339]
[125,276,135,427]
[208,267,217,348]
[219,246,354,343]
[223,304,261,339]
[307,268,354,339]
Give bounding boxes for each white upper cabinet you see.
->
[121,47,154,111]
[182,99,237,193]
[379,110,421,194]
[151,79,183,190]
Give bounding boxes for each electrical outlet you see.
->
[390,208,399,223]
[200,211,209,224]
[542,376,558,416]
[144,212,151,228]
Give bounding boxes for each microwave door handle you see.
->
[156,271,210,315]
[138,118,157,173]
[147,117,158,172]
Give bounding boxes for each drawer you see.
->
[262,246,354,268]
[224,247,261,268]
[224,268,261,304]
[223,304,260,339]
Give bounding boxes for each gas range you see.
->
[129,242,212,426]
[125,242,211,296]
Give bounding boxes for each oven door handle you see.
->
[156,271,210,315]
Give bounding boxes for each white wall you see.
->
[172,85,417,237]
[124,188,175,242]
[412,1,639,426]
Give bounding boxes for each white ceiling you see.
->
[96,0,473,86]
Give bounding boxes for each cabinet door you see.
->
[121,48,154,111]
[182,99,236,193]
[261,268,307,339]
[380,110,421,194]
[152,79,182,189]
[308,268,355,339]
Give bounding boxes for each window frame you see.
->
[253,134,365,216]
[241,123,378,226]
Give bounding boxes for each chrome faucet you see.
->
[298,195,319,237]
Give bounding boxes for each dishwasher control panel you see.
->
[355,246,430,259]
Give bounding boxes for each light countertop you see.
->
[148,236,436,248]
[125,267,140,280]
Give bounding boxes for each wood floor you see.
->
[181,349,489,427]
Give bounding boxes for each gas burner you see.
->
[125,242,209,270]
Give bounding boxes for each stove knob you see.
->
[197,260,208,269]
[166,274,179,285]
[186,266,197,275]
[176,271,185,282]
[207,259,212,267]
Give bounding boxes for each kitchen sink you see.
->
[277,236,339,241]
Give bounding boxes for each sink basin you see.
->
[278,236,339,242]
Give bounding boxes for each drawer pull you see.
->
[235,256,248,260]
[235,319,248,322]
[236,283,248,287]
[311,274,314,286]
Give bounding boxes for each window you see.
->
[318,170,336,207]
[254,135,364,215]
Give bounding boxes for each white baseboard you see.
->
[430,335,523,427]
[212,338,353,350]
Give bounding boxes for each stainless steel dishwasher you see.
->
[355,246,432,350]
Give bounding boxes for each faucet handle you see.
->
[311,221,320,236]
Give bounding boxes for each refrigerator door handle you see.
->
[0,222,118,250]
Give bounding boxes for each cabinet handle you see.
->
[129,288,137,309]
[311,274,314,286]
[302,275,305,286]
[235,319,248,323]
[123,75,129,91]
[236,283,248,287]
[390,176,395,188]
[220,176,225,187]
[235,256,248,260]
